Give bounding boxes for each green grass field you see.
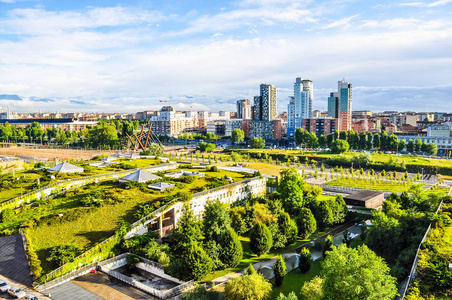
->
[325,177,424,192]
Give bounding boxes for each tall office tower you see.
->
[253,84,277,121]
[287,77,313,137]
[327,80,352,131]
[338,79,352,131]
[236,99,251,119]
[327,92,339,118]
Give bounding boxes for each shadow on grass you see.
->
[75,230,115,247]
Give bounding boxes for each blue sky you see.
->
[0,0,452,113]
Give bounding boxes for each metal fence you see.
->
[396,194,448,299]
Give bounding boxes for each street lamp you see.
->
[421,168,424,182]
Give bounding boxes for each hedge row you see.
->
[23,229,43,279]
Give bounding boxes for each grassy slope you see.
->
[325,177,422,192]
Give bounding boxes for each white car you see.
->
[0,280,10,292]
[25,294,38,300]
[8,287,26,298]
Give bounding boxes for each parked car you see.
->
[25,294,38,300]
[0,280,10,292]
[8,287,26,298]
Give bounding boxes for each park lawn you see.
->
[27,176,212,273]
[0,172,45,203]
[325,177,423,193]
[317,194,337,202]
[270,259,322,299]
[202,232,325,283]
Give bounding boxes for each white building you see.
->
[287,77,313,137]
[427,122,452,137]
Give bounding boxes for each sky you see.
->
[0,0,452,114]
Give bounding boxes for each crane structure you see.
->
[126,124,162,151]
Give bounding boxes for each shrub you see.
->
[250,222,273,256]
[299,248,312,273]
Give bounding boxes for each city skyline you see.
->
[0,0,452,113]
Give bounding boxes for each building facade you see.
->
[253,84,277,121]
[236,99,252,119]
[302,117,338,138]
[338,79,353,131]
[287,77,313,138]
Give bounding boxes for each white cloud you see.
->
[322,14,358,29]
[399,0,452,7]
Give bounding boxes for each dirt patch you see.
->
[0,146,109,161]
[73,272,156,300]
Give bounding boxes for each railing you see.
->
[397,197,446,299]
[0,163,178,210]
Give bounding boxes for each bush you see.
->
[250,222,273,256]
[299,248,312,273]
[274,255,286,287]
[296,208,317,239]
[224,273,272,300]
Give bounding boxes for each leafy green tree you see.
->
[318,134,326,148]
[388,133,399,151]
[277,168,305,214]
[180,242,213,281]
[358,132,367,149]
[296,208,317,239]
[274,255,286,287]
[331,139,349,154]
[172,204,201,256]
[415,138,422,152]
[231,128,245,145]
[0,208,14,222]
[205,143,216,152]
[275,292,298,300]
[181,285,220,300]
[220,228,243,268]
[329,195,348,224]
[321,244,398,300]
[407,140,415,152]
[301,276,323,300]
[273,212,298,249]
[295,128,309,146]
[373,133,381,149]
[299,248,312,273]
[316,201,334,230]
[366,132,373,150]
[426,143,438,156]
[224,273,272,300]
[87,123,119,149]
[326,133,334,148]
[47,244,82,266]
[366,211,402,259]
[149,143,164,156]
[339,131,348,140]
[250,221,273,256]
[203,200,231,242]
[398,139,406,152]
[323,235,333,257]
[249,137,265,149]
[421,141,428,152]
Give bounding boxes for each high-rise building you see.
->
[253,84,277,121]
[287,77,313,137]
[236,99,251,119]
[327,80,352,131]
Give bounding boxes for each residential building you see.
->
[207,119,243,137]
[0,118,97,132]
[237,99,252,119]
[253,84,277,121]
[397,135,452,155]
[427,122,452,137]
[312,110,321,118]
[391,113,418,130]
[338,79,353,131]
[287,77,313,137]
[302,117,338,138]
[352,110,372,119]
[249,120,282,140]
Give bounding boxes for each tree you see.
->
[323,235,333,257]
[296,208,317,239]
[316,201,333,230]
[326,134,334,149]
[331,139,349,154]
[47,244,82,266]
[358,132,367,149]
[339,130,348,141]
[366,132,373,150]
[172,204,201,257]
[407,140,415,152]
[388,133,399,151]
[273,212,298,249]
[231,129,245,145]
[181,285,220,300]
[398,140,406,152]
[203,200,231,242]
[180,243,213,281]
[276,292,298,300]
[321,244,398,300]
[87,123,119,149]
[415,138,422,152]
[329,195,348,224]
[299,248,312,273]
[0,208,14,222]
[277,168,305,214]
[250,221,273,256]
[373,133,381,149]
[426,143,438,156]
[318,134,326,148]
[220,228,243,268]
[295,128,309,146]
[224,273,272,300]
[301,276,323,300]
[366,211,402,259]
[249,137,265,149]
[421,141,428,153]
[274,255,286,287]
[149,143,164,156]
[206,143,216,152]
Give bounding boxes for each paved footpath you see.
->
[209,222,361,287]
